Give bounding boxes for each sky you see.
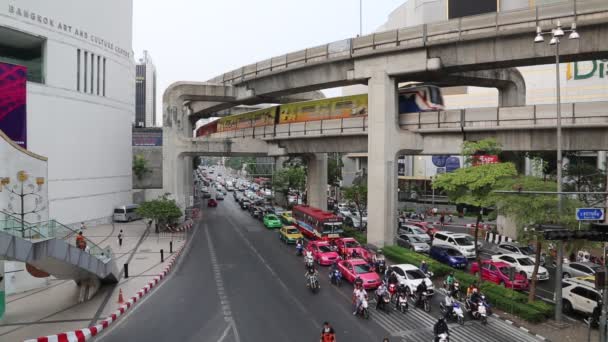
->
[132,0,406,126]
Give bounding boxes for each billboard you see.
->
[0,62,27,149]
[132,129,162,146]
[448,0,497,20]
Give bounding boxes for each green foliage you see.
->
[272,166,306,196]
[132,154,151,180]
[328,153,343,185]
[342,185,368,227]
[136,195,182,232]
[563,153,606,206]
[462,138,502,163]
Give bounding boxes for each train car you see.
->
[278,94,368,124]
[398,85,444,113]
[217,106,279,132]
[195,120,219,137]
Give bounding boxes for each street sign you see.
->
[576,208,605,221]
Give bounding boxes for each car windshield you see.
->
[498,266,513,275]
[345,241,359,248]
[318,245,333,253]
[454,236,474,246]
[409,236,423,243]
[517,258,534,266]
[353,264,372,274]
[322,222,343,234]
[267,215,278,220]
[445,249,462,257]
[287,228,299,235]
[283,213,292,218]
[410,227,425,234]
[405,270,426,279]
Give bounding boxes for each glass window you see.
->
[516,258,534,266]
[77,49,81,90]
[84,51,88,93]
[445,249,462,257]
[405,270,426,280]
[0,27,45,83]
[113,209,125,214]
[501,256,516,263]
[392,267,405,276]
[353,264,372,274]
[454,236,474,246]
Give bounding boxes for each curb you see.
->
[25,235,190,342]
[491,313,552,341]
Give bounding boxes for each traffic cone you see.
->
[118,289,124,304]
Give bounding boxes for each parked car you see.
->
[562,277,602,315]
[432,232,479,259]
[263,214,283,229]
[562,262,602,279]
[388,264,434,296]
[207,198,218,207]
[337,258,381,290]
[494,242,546,266]
[429,245,468,269]
[398,225,431,244]
[470,260,529,290]
[395,234,430,253]
[491,254,549,281]
[406,221,440,237]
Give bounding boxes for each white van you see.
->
[432,231,480,258]
[113,204,141,222]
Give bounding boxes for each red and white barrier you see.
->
[25,243,187,342]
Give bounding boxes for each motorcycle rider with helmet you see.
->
[375,281,389,310]
[420,260,429,275]
[433,317,449,342]
[415,279,428,306]
[445,271,456,293]
[305,266,319,288]
[352,284,367,315]
[443,293,454,319]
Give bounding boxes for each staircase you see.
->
[0,213,119,300]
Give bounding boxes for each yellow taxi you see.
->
[279,225,303,244]
[576,275,595,286]
[280,211,295,225]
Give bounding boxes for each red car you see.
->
[335,238,370,261]
[337,259,381,290]
[207,199,218,207]
[470,260,529,290]
[305,241,340,266]
[406,221,440,237]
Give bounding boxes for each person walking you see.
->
[76,231,86,250]
[118,229,123,247]
[80,222,86,230]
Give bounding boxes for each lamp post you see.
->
[534,20,580,325]
[359,0,363,36]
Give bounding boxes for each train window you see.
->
[335,101,353,110]
[300,105,316,114]
[430,87,444,106]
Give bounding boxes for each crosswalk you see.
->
[366,299,543,342]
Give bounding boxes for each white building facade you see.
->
[0,0,135,225]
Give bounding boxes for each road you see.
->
[97,195,544,342]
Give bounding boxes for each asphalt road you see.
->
[97,195,545,342]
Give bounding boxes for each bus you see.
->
[292,205,343,240]
[113,204,141,222]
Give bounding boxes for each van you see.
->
[113,204,141,222]
[432,231,479,258]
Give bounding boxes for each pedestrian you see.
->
[382,338,390,342]
[118,229,123,247]
[320,321,336,342]
[76,231,86,250]
[80,222,86,230]
[439,214,445,227]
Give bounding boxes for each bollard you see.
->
[170,241,173,254]
[124,263,129,278]
[161,249,164,262]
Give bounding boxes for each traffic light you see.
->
[543,230,608,241]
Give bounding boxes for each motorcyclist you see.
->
[354,276,364,290]
[396,289,408,310]
[433,317,449,342]
[320,321,336,342]
[443,293,454,319]
[466,283,478,298]
[420,260,429,275]
[415,280,428,306]
[445,271,456,293]
[351,250,359,259]
[374,250,386,270]
[352,286,367,315]
[305,267,319,287]
[387,270,398,286]
[296,240,304,255]
[375,282,388,310]
[329,261,341,283]
[468,288,481,313]
[305,250,314,269]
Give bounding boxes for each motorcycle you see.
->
[435,333,449,342]
[412,291,431,312]
[356,298,370,319]
[443,281,460,300]
[329,269,342,287]
[388,283,397,302]
[296,243,303,256]
[440,302,465,325]
[396,294,409,313]
[307,274,320,294]
[472,301,488,325]
[304,255,314,270]
[377,291,391,314]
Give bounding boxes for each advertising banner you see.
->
[0,62,27,149]
[132,130,162,146]
[472,155,500,166]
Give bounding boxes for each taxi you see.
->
[337,258,381,289]
[305,240,340,266]
[279,225,303,244]
[335,237,370,261]
[279,211,295,225]
[263,214,282,229]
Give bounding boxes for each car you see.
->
[405,221,440,237]
[562,262,602,279]
[395,234,430,253]
[432,232,479,259]
[562,277,602,315]
[344,216,365,231]
[279,211,295,225]
[252,208,263,219]
[429,245,468,269]
[240,200,250,210]
[279,225,303,244]
[207,198,218,207]
[470,260,529,290]
[334,237,370,260]
[263,214,282,229]
[398,225,431,244]
[305,240,341,266]
[337,258,381,290]
[494,242,546,266]
[388,264,434,296]
[215,193,224,200]
[491,254,549,281]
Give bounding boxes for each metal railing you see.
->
[207,0,607,85]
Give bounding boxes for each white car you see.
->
[494,243,546,266]
[562,277,601,315]
[432,232,480,259]
[398,225,431,244]
[388,264,434,296]
[491,254,549,281]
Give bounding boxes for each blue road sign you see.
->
[576,208,605,221]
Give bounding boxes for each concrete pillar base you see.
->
[306,153,328,211]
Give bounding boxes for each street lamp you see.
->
[534,20,580,325]
[4,171,46,238]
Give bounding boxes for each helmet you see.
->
[422,260,427,264]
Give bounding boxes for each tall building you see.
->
[0,0,135,225]
[135,50,157,127]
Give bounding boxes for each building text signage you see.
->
[7,4,131,59]
[567,60,608,81]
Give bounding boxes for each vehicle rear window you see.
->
[345,241,359,248]
[114,209,125,214]
[405,270,426,279]
[354,264,372,274]
[454,237,474,246]
[445,249,462,257]
[318,246,332,253]
[287,228,299,234]
[517,258,534,266]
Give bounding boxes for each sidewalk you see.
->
[0,220,189,341]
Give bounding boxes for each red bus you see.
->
[292,205,343,240]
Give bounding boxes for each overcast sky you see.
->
[132,0,406,125]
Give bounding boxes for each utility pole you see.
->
[359,0,362,36]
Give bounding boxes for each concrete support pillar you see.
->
[162,104,194,209]
[306,153,328,210]
[367,72,400,247]
[598,151,607,171]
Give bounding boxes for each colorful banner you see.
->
[0,63,27,149]
[132,129,162,146]
[472,154,500,166]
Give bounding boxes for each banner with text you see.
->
[0,62,27,149]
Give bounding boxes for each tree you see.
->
[328,153,343,186]
[433,139,518,284]
[132,154,151,180]
[563,152,606,206]
[272,166,306,197]
[342,185,367,229]
[136,194,182,233]
[492,176,582,303]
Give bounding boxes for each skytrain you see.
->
[195,85,444,137]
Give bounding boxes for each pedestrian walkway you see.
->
[0,220,189,341]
